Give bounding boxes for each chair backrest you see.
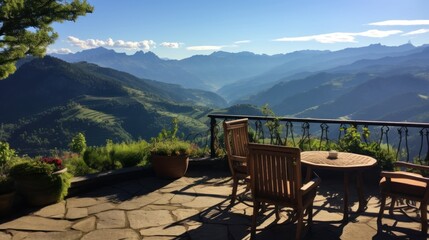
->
[223,118,250,176]
[223,118,249,159]
[248,143,302,205]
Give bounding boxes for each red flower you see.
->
[40,157,63,170]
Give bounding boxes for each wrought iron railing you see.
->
[208,114,429,163]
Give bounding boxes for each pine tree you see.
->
[0,0,93,79]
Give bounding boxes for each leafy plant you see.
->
[63,154,95,176]
[261,104,283,145]
[151,140,193,156]
[82,139,150,172]
[0,141,16,194]
[10,159,72,201]
[69,132,87,154]
[151,118,194,156]
[110,140,150,167]
[83,146,115,171]
[338,126,395,170]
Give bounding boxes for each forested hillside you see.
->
[0,57,225,154]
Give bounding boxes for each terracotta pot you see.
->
[151,154,189,179]
[0,191,15,216]
[15,168,67,207]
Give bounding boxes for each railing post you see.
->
[210,116,217,158]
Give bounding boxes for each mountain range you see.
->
[242,47,429,122]
[2,43,429,154]
[52,43,424,103]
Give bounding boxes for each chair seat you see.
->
[377,162,429,235]
[258,181,316,208]
[379,171,427,198]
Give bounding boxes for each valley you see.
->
[1,43,429,154]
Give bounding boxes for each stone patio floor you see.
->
[0,167,427,240]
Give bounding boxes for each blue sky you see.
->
[49,0,429,59]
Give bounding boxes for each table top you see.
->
[301,151,377,170]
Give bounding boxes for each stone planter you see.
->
[0,191,15,216]
[15,168,68,207]
[151,155,189,179]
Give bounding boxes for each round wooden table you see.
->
[301,151,377,222]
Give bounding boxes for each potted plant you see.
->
[150,118,194,179]
[10,156,72,207]
[0,141,16,215]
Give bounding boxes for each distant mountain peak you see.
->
[132,50,160,60]
[81,47,114,54]
[210,51,230,57]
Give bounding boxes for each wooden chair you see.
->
[223,118,250,205]
[248,143,321,240]
[378,161,429,235]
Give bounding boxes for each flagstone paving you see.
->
[0,167,426,240]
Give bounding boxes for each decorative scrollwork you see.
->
[254,120,264,144]
[378,126,390,152]
[397,127,409,162]
[284,121,296,147]
[418,128,429,164]
[338,123,347,141]
[319,123,329,150]
[299,122,311,150]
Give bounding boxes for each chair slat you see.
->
[248,143,320,240]
[223,118,250,205]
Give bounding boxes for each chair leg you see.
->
[251,201,260,240]
[230,178,238,205]
[308,204,314,230]
[389,196,396,215]
[245,180,250,192]
[377,195,386,226]
[275,205,280,220]
[295,210,304,240]
[420,202,428,234]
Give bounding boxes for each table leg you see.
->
[356,170,366,212]
[305,166,312,183]
[343,173,349,222]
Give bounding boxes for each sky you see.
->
[48,0,429,60]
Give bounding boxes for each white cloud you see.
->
[160,42,181,48]
[273,29,402,43]
[369,20,429,26]
[402,28,429,36]
[234,40,251,44]
[67,36,156,50]
[357,29,403,38]
[186,45,225,51]
[47,48,73,54]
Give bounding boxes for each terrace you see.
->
[1,114,428,240]
[0,159,425,240]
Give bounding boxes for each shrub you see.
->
[111,140,150,167]
[0,141,15,175]
[338,126,395,171]
[83,140,151,171]
[0,141,17,194]
[151,139,193,156]
[63,154,95,176]
[83,146,112,171]
[69,132,87,154]
[150,117,194,157]
[10,159,72,202]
